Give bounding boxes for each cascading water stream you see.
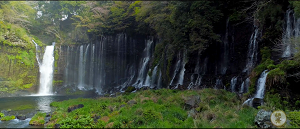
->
[282,9,300,58]
[37,42,55,95]
[242,70,269,107]
[243,26,260,74]
[230,77,237,92]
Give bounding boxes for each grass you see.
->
[1,115,15,121]
[29,112,46,126]
[47,88,259,128]
[12,104,35,111]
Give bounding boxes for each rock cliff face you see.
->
[53,17,258,95]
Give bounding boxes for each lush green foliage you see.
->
[29,112,46,125]
[287,111,300,127]
[1,115,15,121]
[47,89,258,128]
[0,113,4,117]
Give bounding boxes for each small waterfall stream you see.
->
[242,70,269,107]
[282,9,300,57]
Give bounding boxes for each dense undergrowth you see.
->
[46,89,258,128]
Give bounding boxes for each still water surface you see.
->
[0,94,96,128]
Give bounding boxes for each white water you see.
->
[37,42,55,95]
[282,9,300,57]
[243,26,260,73]
[254,70,269,98]
[78,45,84,90]
[242,70,269,106]
[32,40,41,66]
[230,77,238,92]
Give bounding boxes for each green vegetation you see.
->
[29,112,46,126]
[12,104,35,111]
[47,89,258,128]
[0,112,4,117]
[1,115,15,121]
[287,111,300,127]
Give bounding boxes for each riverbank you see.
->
[46,88,259,128]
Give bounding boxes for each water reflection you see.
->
[37,96,53,113]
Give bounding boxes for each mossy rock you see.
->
[125,86,136,93]
[29,112,46,126]
[1,115,15,121]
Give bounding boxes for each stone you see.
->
[184,95,201,109]
[127,100,137,105]
[187,108,197,119]
[255,109,276,128]
[54,124,60,128]
[252,98,263,109]
[16,115,26,120]
[120,104,125,108]
[67,104,84,112]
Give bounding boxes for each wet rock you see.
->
[252,98,263,109]
[255,109,276,128]
[125,86,136,93]
[55,124,60,128]
[184,95,201,109]
[127,100,137,105]
[16,115,26,120]
[67,104,84,112]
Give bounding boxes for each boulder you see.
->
[16,115,26,120]
[67,104,84,112]
[255,109,276,128]
[127,100,137,105]
[252,98,263,109]
[54,124,60,128]
[187,108,197,119]
[184,95,201,109]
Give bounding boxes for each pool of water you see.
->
[0,94,97,128]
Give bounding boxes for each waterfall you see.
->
[215,79,223,89]
[282,9,300,57]
[221,18,230,75]
[254,70,269,98]
[133,39,154,88]
[243,26,260,73]
[37,42,55,95]
[242,70,269,107]
[78,45,84,90]
[230,77,237,92]
[62,34,157,94]
[177,50,187,86]
[32,40,41,66]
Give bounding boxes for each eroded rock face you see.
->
[67,104,84,112]
[255,109,276,128]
